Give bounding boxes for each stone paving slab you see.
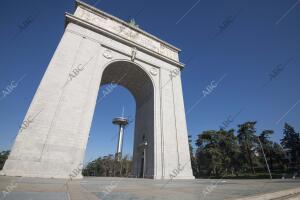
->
[1,176,300,200]
[67,181,99,200]
[0,191,69,200]
[232,187,300,200]
[81,178,300,200]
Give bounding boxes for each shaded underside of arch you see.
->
[100,61,153,107]
[100,60,155,178]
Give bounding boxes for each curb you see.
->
[232,187,300,200]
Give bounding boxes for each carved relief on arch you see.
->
[103,49,113,59]
[150,67,158,76]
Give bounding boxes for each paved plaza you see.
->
[0,176,300,200]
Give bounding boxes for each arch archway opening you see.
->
[85,60,155,178]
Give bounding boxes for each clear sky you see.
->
[0,0,299,162]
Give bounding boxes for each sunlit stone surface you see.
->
[1,0,194,179]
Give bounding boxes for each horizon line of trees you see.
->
[189,122,300,178]
[1,122,299,179]
[82,154,132,177]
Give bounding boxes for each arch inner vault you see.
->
[101,60,155,178]
[1,0,194,179]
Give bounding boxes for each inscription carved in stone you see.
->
[75,6,179,61]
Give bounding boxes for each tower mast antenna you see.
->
[113,107,128,161]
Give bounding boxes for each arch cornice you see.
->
[65,14,184,69]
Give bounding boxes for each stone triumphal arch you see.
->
[1,0,194,179]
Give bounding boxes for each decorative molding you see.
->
[75,0,181,50]
[65,16,184,68]
[150,67,158,76]
[103,49,112,59]
[72,4,179,61]
[131,47,137,61]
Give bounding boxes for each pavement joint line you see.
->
[272,193,300,200]
[230,187,300,200]
[0,177,299,199]
[66,182,71,200]
[66,180,100,200]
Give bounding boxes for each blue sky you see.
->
[0,0,299,161]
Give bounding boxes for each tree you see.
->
[0,151,10,170]
[218,129,240,175]
[188,135,198,176]
[196,130,223,176]
[188,135,194,157]
[258,130,274,170]
[280,123,300,168]
[193,122,299,178]
[271,143,286,171]
[237,121,257,174]
[195,129,240,176]
[121,155,132,177]
[82,154,132,177]
[259,130,274,145]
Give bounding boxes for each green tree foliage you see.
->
[82,154,132,177]
[257,130,285,171]
[196,130,222,176]
[281,123,300,168]
[218,129,240,175]
[188,135,198,176]
[1,122,299,179]
[194,122,299,178]
[195,129,240,176]
[0,151,10,170]
[237,121,258,174]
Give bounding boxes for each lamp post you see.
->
[256,136,272,179]
[138,139,148,178]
